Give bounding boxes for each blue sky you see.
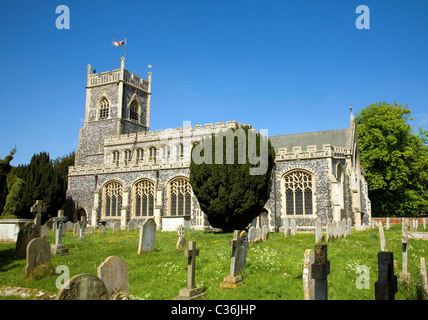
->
[0,0,427,165]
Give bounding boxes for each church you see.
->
[66,58,371,232]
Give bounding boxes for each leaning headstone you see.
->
[375,251,398,300]
[303,249,315,300]
[311,244,330,300]
[399,225,410,283]
[14,221,38,259]
[248,226,256,242]
[97,256,129,298]
[51,221,69,255]
[25,237,51,276]
[176,225,187,250]
[173,241,206,300]
[138,218,156,254]
[220,230,248,289]
[378,221,387,252]
[56,273,109,300]
[421,257,428,300]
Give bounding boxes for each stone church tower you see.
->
[75,57,152,167]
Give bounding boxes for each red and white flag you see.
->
[112,39,126,48]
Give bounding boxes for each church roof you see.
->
[269,128,349,152]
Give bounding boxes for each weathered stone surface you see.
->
[14,221,38,260]
[303,249,315,300]
[138,218,156,254]
[25,237,51,276]
[97,256,129,298]
[56,273,109,300]
[375,251,397,300]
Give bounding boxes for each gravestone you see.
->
[424,218,426,230]
[40,225,49,239]
[128,220,138,231]
[421,257,428,300]
[97,256,129,298]
[255,227,262,242]
[14,221,38,259]
[332,221,337,239]
[375,251,398,300]
[311,244,330,300]
[99,225,106,234]
[261,225,269,241]
[30,200,47,237]
[138,218,156,254]
[173,241,206,300]
[176,225,187,250]
[303,249,315,300]
[399,225,410,283]
[347,218,352,236]
[78,216,87,241]
[56,273,109,300]
[220,230,248,289]
[65,221,73,232]
[73,223,79,237]
[113,221,121,232]
[326,222,332,242]
[378,221,387,252]
[51,220,69,255]
[386,217,390,230]
[315,219,322,244]
[25,237,51,276]
[248,226,256,242]
[53,210,67,237]
[341,218,346,238]
[290,219,297,236]
[282,220,291,238]
[86,226,94,235]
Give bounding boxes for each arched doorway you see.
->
[74,207,87,223]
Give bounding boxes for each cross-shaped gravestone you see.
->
[78,216,87,241]
[311,244,330,300]
[173,241,206,300]
[30,200,47,237]
[375,251,398,300]
[220,230,248,289]
[51,218,69,255]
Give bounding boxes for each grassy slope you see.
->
[0,224,426,300]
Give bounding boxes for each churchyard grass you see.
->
[0,223,426,300]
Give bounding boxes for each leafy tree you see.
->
[0,147,16,216]
[356,102,428,217]
[189,126,276,231]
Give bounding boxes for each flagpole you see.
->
[123,38,127,59]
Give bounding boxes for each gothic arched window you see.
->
[169,177,192,216]
[99,98,109,120]
[112,151,119,166]
[104,181,123,217]
[124,150,132,166]
[130,100,139,122]
[162,145,171,163]
[176,143,184,162]
[134,179,155,217]
[283,170,314,216]
[136,148,144,164]
[148,147,157,163]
